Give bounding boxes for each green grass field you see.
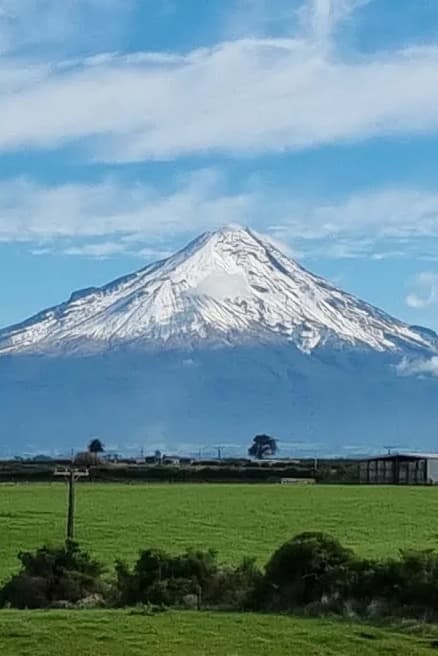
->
[1,610,438,656]
[1,483,438,582]
[2,483,438,655]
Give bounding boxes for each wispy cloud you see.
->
[300,0,371,43]
[0,1,438,160]
[3,173,438,261]
[0,172,253,254]
[397,356,438,377]
[406,273,438,309]
[274,188,438,244]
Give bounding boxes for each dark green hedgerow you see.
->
[3,532,438,621]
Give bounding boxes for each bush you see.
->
[0,542,105,609]
[360,549,438,615]
[203,557,263,610]
[114,548,261,610]
[115,548,218,607]
[255,534,438,619]
[262,532,357,609]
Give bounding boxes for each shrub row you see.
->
[4,532,437,620]
[90,465,316,483]
[0,464,316,484]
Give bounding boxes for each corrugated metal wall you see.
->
[360,458,395,484]
[427,459,438,483]
[360,457,430,484]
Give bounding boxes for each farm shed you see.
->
[360,453,438,485]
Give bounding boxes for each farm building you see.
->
[360,453,438,485]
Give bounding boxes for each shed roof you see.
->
[362,452,438,461]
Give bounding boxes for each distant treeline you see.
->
[3,532,438,623]
[0,459,359,484]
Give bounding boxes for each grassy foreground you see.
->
[1,483,438,581]
[1,610,438,656]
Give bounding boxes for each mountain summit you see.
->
[2,226,438,455]
[0,226,435,356]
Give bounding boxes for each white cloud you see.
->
[0,172,254,249]
[274,188,438,242]
[397,356,438,377]
[4,174,438,260]
[0,2,438,159]
[55,242,173,259]
[300,0,371,43]
[62,242,134,258]
[193,271,252,301]
[406,273,438,309]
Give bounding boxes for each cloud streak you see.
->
[0,172,253,254]
[397,356,438,377]
[406,273,438,309]
[302,0,371,43]
[276,188,438,242]
[3,174,438,261]
[0,2,438,160]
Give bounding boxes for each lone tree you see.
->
[88,438,104,463]
[248,434,277,460]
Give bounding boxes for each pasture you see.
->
[1,483,438,582]
[1,610,438,656]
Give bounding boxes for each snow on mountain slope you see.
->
[0,226,436,355]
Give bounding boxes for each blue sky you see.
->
[1,0,438,331]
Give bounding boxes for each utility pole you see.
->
[214,446,224,460]
[54,466,89,542]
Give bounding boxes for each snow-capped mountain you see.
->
[0,226,435,356]
[1,225,437,455]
